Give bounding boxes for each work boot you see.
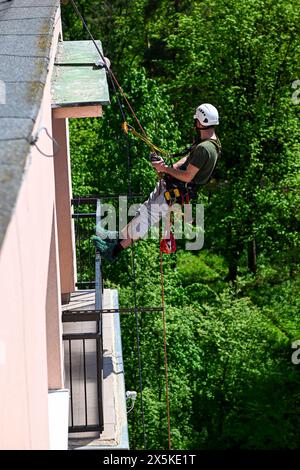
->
[92,236,118,262]
[95,224,118,240]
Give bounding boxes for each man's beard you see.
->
[194,128,202,143]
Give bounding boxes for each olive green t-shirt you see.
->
[179,139,220,187]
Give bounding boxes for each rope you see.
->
[126,125,147,448]
[69,0,146,136]
[159,249,172,450]
[130,241,147,449]
[69,0,148,448]
[69,0,171,449]
[122,122,170,158]
[69,0,170,157]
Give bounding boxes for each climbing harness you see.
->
[163,137,222,207]
[163,175,196,206]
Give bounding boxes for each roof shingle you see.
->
[0,0,59,247]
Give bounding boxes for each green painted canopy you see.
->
[51,40,110,108]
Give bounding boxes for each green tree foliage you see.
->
[69,68,182,196]
[61,0,300,449]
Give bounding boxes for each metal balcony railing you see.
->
[62,198,103,435]
[72,197,104,291]
[62,310,103,434]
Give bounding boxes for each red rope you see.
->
[159,249,172,450]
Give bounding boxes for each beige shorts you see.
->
[128,180,170,239]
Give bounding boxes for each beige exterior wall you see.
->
[52,116,76,299]
[0,7,68,450]
[46,207,64,390]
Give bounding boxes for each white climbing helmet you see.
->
[194,103,219,127]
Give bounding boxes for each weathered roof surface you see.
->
[52,40,110,107]
[0,0,59,248]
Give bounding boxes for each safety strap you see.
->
[202,137,221,183]
[122,121,170,158]
[205,137,222,156]
[163,137,221,205]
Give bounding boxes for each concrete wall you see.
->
[0,7,66,450]
[46,207,64,390]
[52,116,76,300]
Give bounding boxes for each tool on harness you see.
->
[149,151,190,206]
[164,186,189,206]
[163,174,196,206]
[160,232,177,254]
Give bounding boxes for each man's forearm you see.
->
[173,156,187,169]
[163,165,190,183]
[152,159,198,183]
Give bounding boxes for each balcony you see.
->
[62,198,129,449]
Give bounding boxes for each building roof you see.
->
[0,0,59,248]
[52,40,110,108]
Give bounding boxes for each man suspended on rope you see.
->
[92,103,221,261]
